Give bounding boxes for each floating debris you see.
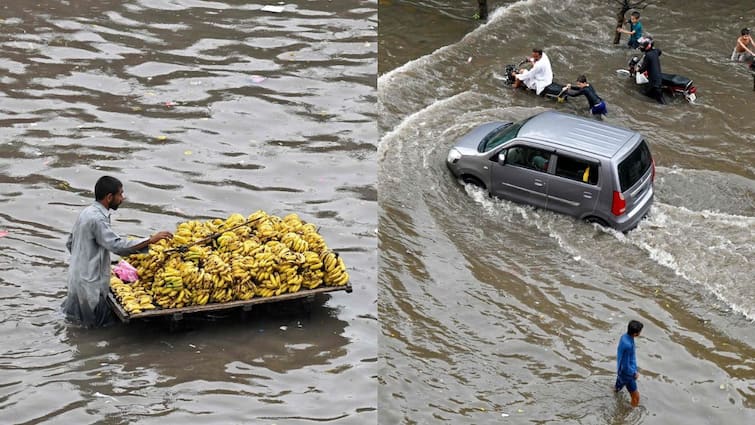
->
[261,5,285,13]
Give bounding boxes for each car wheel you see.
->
[461,175,485,189]
[584,216,608,227]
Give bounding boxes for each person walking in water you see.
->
[731,27,754,62]
[617,11,644,49]
[62,176,173,327]
[615,320,644,407]
[561,75,607,117]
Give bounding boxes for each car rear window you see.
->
[618,140,652,192]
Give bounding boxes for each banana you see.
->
[332,271,349,286]
[122,212,350,309]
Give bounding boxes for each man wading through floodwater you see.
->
[62,176,172,327]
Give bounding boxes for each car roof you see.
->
[518,111,640,158]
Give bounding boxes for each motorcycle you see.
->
[623,55,697,103]
[503,60,570,102]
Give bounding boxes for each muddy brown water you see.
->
[0,1,376,423]
[379,0,753,424]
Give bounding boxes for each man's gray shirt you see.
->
[65,202,147,318]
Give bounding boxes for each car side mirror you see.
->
[497,152,506,165]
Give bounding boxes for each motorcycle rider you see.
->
[512,48,553,96]
[636,36,665,104]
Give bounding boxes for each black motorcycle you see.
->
[622,55,697,103]
[503,60,569,101]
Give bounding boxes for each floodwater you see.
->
[378,1,754,424]
[0,1,376,424]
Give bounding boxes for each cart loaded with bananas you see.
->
[108,210,351,321]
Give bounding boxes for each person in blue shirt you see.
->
[615,320,644,406]
[617,11,643,49]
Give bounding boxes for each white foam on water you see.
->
[378,91,476,155]
[460,168,753,321]
[626,202,754,321]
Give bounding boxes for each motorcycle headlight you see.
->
[447,148,462,164]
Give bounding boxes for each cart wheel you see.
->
[240,305,253,320]
[168,313,184,332]
[302,295,315,316]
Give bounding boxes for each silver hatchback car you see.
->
[446,110,655,232]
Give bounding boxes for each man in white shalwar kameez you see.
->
[513,49,553,95]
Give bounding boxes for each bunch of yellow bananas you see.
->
[183,245,208,262]
[321,251,350,286]
[211,286,234,303]
[120,210,350,310]
[283,213,304,233]
[233,281,256,300]
[193,289,211,305]
[110,276,156,314]
[282,232,309,253]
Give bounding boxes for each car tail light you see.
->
[651,158,656,182]
[612,191,626,216]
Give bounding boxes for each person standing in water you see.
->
[615,319,644,407]
[617,11,644,49]
[62,176,173,327]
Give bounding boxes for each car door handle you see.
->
[583,192,593,199]
[534,179,544,187]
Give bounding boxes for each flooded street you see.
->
[378,0,753,424]
[0,1,376,423]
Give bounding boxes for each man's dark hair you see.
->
[628,320,644,335]
[742,28,751,36]
[95,176,122,201]
[532,48,544,55]
[630,11,640,19]
[577,75,587,83]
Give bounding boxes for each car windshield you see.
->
[479,117,531,152]
[618,140,652,192]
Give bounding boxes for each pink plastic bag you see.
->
[113,260,139,282]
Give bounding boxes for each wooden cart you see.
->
[107,284,352,324]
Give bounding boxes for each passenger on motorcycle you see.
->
[636,37,665,104]
[512,48,553,95]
